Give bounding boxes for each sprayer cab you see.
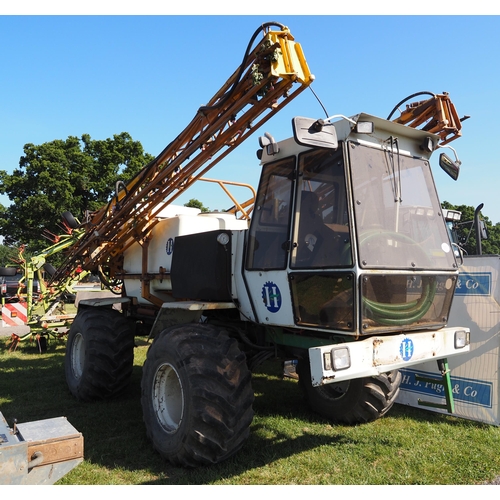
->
[246,113,459,338]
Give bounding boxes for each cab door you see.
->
[288,147,355,333]
[244,156,296,326]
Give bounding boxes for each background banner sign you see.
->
[454,272,491,296]
[400,369,493,408]
[397,255,500,426]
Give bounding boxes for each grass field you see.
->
[1,334,500,485]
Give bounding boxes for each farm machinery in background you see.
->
[0,178,256,351]
[0,220,87,483]
[5,22,473,466]
[0,215,96,351]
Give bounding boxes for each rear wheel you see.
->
[61,211,79,229]
[297,357,401,424]
[141,323,254,467]
[65,307,135,401]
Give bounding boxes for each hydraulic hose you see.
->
[386,91,436,121]
[363,276,437,326]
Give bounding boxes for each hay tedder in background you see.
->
[0,213,99,351]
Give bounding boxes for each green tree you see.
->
[0,132,154,252]
[442,201,500,255]
[0,244,18,268]
[184,198,209,212]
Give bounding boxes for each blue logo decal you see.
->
[400,338,414,361]
[455,272,491,296]
[166,238,174,255]
[262,281,282,313]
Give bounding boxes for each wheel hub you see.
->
[153,363,184,433]
[71,332,85,379]
[321,380,350,400]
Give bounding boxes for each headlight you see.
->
[331,347,351,371]
[454,329,469,349]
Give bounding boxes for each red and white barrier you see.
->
[1,302,28,327]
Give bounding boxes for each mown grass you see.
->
[1,334,500,485]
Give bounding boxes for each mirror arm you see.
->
[437,143,461,165]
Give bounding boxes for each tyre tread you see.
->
[65,308,135,401]
[298,359,401,425]
[141,323,254,467]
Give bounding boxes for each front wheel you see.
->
[141,323,254,467]
[65,307,135,401]
[297,357,401,425]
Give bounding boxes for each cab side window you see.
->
[291,148,352,269]
[246,157,295,270]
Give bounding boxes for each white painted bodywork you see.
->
[122,205,247,304]
[309,327,470,386]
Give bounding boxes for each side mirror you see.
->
[474,203,486,255]
[451,242,464,267]
[292,117,338,149]
[439,152,460,180]
[479,220,488,240]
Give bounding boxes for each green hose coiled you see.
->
[363,276,437,326]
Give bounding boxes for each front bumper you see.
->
[308,327,470,386]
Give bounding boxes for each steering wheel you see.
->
[358,230,436,326]
[358,230,431,267]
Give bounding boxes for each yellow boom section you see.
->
[52,23,313,282]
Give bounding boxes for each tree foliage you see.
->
[0,244,19,268]
[0,132,154,252]
[442,201,500,255]
[184,198,209,212]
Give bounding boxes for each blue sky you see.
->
[1,12,500,225]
